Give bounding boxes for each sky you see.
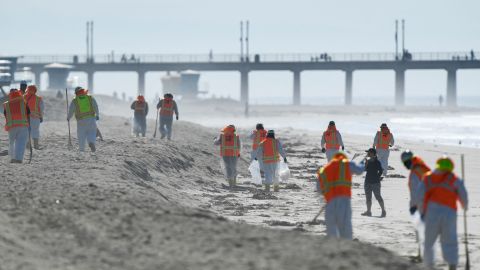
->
[2,0,480,105]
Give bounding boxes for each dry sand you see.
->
[0,110,425,269]
[2,95,478,270]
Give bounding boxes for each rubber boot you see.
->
[33,139,40,150]
[448,265,456,270]
[265,184,271,192]
[228,179,233,189]
[89,143,96,152]
[273,184,280,192]
[10,159,22,164]
[233,177,237,187]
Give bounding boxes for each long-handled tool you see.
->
[153,108,159,138]
[461,154,471,270]
[311,204,326,224]
[65,88,73,149]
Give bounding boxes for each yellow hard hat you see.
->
[333,151,348,161]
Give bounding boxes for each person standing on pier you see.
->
[373,123,394,176]
[130,95,148,137]
[24,85,44,149]
[67,87,100,152]
[156,93,179,140]
[321,121,344,161]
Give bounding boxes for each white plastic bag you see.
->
[412,211,425,245]
[278,160,291,182]
[248,160,262,185]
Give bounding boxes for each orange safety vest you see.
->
[423,171,460,211]
[261,137,280,164]
[134,101,146,111]
[323,127,340,150]
[3,96,29,131]
[220,132,240,157]
[160,98,174,116]
[317,159,352,202]
[376,130,392,149]
[408,156,430,192]
[25,94,43,119]
[252,129,267,150]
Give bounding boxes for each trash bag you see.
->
[248,160,262,185]
[412,211,425,245]
[278,160,291,182]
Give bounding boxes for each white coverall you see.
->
[67,98,99,152]
[321,130,344,161]
[373,132,394,176]
[251,139,287,185]
[8,126,29,161]
[416,170,468,268]
[408,171,422,208]
[320,162,365,239]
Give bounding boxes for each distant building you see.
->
[161,70,200,99]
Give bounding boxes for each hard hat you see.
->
[20,80,27,86]
[329,121,335,126]
[380,123,388,128]
[74,86,83,93]
[256,123,264,130]
[401,150,414,162]
[333,151,347,160]
[436,156,454,172]
[267,129,275,135]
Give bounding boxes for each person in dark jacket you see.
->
[361,148,386,217]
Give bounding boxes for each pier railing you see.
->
[16,51,480,64]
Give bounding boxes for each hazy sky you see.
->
[3,0,480,105]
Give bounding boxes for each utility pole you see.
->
[86,21,90,62]
[246,20,250,62]
[402,19,405,54]
[240,21,244,62]
[90,21,94,62]
[395,20,398,60]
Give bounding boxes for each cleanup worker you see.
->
[361,148,386,217]
[373,123,394,176]
[156,93,179,140]
[130,95,148,137]
[24,85,44,149]
[321,121,344,161]
[67,87,99,152]
[249,123,267,160]
[316,152,365,239]
[401,150,431,214]
[214,125,241,188]
[19,80,27,95]
[416,156,468,270]
[252,129,287,192]
[3,89,30,163]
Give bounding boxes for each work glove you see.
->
[96,116,99,121]
[342,146,345,151]
[40,117,43,123]
[321,148,326,153]
[409,206,417,215]
[176,115,179,121]
[421,214,425,221]
[283,157,287,163]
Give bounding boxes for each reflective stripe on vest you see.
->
[262,138,280,164]
[424,172,458,211]
[74,95,96,120]
[376,131,391,149]
[221,133,239,157]
[135,101,146,111]
[26,95,42,118]
[317,159,352,202]
[160,98,174,116]
[324,129,339,149]
[4,97,28,131]
[252,129,267,150]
